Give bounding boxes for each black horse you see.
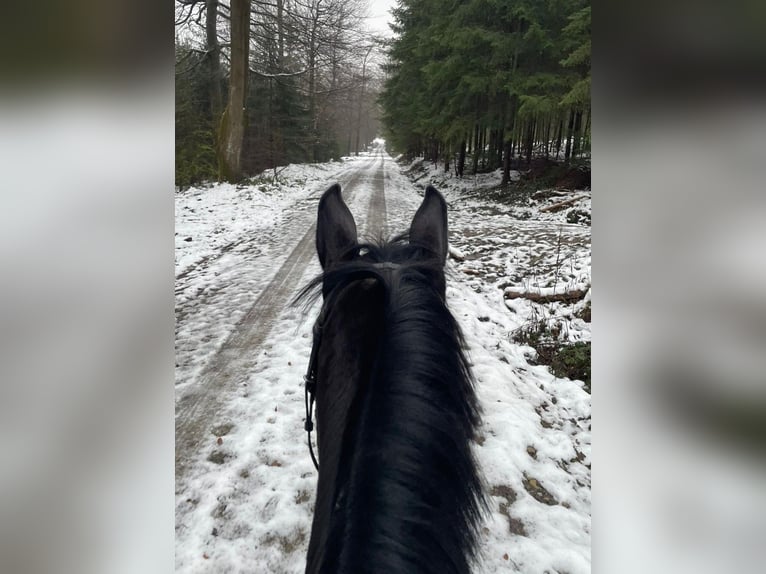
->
[297,184,486,574]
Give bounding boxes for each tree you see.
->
[381,0,591,181]
[175,43,218,187]
[175,0,383,184]
[205,0,224,121]
[216,0,250,182]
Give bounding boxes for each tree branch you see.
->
[249,67,309,78]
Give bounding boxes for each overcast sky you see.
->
[366,0,397,36]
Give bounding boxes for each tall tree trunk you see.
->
[308,11,319,162]
[564,110,575,164]
[501,137,512,185]
[479,128,486,170]
[496,128,503,168]
[268,77,274,169]
[457,138,466,177]
[489,129,495,169]
[572,109,583,159]
[477,128,483,173]
[496,127,504,169]
[511,129,516,166]
[503,96,518,180]
[555,119,564,159]
[205,0,223,121]
[276,0,285,63]
[217,0,249,182]
[525,119,535,166]
[487,129,494,170]
[544,118,550,161]
[355,46,373,155]
[472,123,480,175]
[354,72,362,156]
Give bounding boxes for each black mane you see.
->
[297,238,487,574]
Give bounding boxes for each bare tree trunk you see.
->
[564,110,574,164]
[525,119,535,166]
[544,119,550,160]
[276,0,284,63]
[572,109,583,159]
[472,123,480,175]
[501,137,512,185]
[496,127,504,169]
[307,40,316,159]
[307,2,322,162]
[268,77,274,169]
[582,110,591,155]
[504,97,518,181]
[206,0,223,121]
[355,45,373,155]
[217,0,249,182]
[457,138,466,177]
[479,128,486,170]
[487,129,494,170]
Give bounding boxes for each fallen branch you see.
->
[448,245,465,261]
[504,284,590,304]
[531,189,571,201]
[539,194,589,213]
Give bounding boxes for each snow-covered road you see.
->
[176,151,389,480]
[175,148,591,573]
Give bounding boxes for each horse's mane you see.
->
[297,237,486,574]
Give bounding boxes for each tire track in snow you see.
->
[174,164,358,329]
[363,155,387,237]
[176,152,387,483]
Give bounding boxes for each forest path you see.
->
[175,151,387,484]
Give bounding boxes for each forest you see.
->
[382,0,590,185]
[175,0,383,187]
[175,0,590,187]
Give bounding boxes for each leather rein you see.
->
[303,314,323,471]
[302,261,401,472]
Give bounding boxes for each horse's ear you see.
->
[316,183,358,269]
[409,185,448,263]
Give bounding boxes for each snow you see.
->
[175,148,591,572]
[175,162,350,276]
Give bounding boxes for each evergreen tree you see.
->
[381,0,591,179]
[175,44,218,187]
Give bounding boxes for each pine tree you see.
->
[175,44,218,187]
[381,0,591,180]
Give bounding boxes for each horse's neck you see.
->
[306,287,386,573]
[318,290,481,574]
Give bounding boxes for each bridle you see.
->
[303,312,323,471]
[302,261,401,472]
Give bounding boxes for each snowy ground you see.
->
[404,159,592,348]
[175,147,591,573]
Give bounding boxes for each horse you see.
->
[296,184,486,574]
